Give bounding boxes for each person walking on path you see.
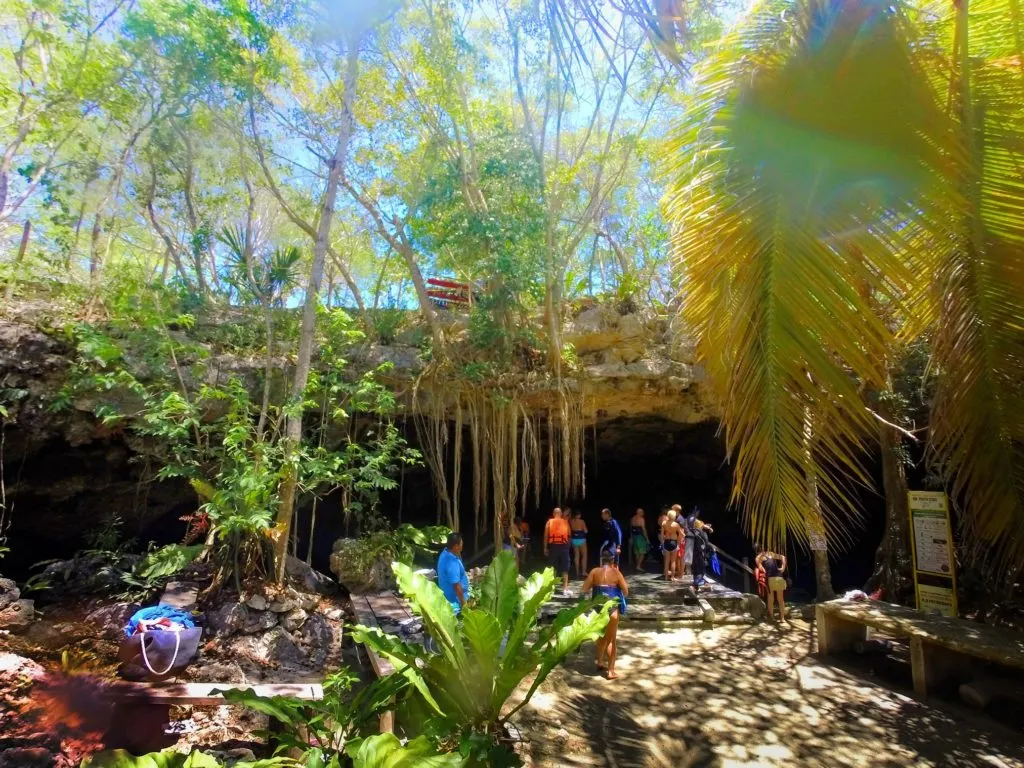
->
[629,508,650,572]
[437,532,470,615]
[599,508,623,567]
[544,507,572,595]
[755,543,788,622]
[570,509,589,578]
[583,550,629,680]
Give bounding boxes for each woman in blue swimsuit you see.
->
[583,551,629,679]
[569,509,588,578]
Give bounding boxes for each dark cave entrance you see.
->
[291,416,740,577]
[1,413,889,596]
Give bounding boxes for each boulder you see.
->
[296,593,318,612]
[285,556,337,596]
[329,539,395,593]
[0,652,46,686]
[742,594,766,621]
[236,627,305,667]
[364,343,421,371]
[240,610,277,635]
[0,579,19,611]
[33,553,139,596]
[268,598,296,614]
[281,608,307,632]
[84,600,140,641]
[295,613,332,668]
[189,660,245,683]
[0,600,34,633]
[245,594,268,611]
[207,602,247,637]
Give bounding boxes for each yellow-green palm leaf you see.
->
[922,0,1024,575]
[664,0,956,551]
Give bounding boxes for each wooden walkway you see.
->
[351,591,422,733]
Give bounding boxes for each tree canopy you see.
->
[3,0,1024,584]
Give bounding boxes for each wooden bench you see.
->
[351,592,421,734]
[816,599,1024,698]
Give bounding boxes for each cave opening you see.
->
[2,413,890,597]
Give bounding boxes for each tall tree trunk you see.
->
[867,397,913,602]
[257,304,274,440]
[3,220,30,302]
[396,240,444,350]
[271,37,362,582]
[804,405,836,600]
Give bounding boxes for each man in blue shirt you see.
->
[600,508,623,567]
[437,532,470,614]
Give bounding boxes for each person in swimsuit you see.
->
[660,510,683,581]
[569,509,589,578]
[583,550,629,679]
[629,508,649,572]
[674,504,693,576]
[756,544,788,622]
[544,507,572,594]
[599,508,623,567]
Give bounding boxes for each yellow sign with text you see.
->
[916,583,957,617]
[907,490,958,617]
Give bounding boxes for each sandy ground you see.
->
[509,620,1024,768]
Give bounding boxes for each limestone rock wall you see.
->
[0,301,718,569]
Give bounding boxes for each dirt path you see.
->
[510,620,1024,768]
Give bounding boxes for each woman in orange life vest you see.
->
[543,507,572,595]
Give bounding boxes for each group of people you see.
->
[438,508,791,684]
[534,504,716,591]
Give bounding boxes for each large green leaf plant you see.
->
[352,550,612,766]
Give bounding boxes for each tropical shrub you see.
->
[353,550,612,766]
[219,667,402,759]
[330,524,451,592]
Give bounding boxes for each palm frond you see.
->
[664,0,955,551]
[923,0,1024,576]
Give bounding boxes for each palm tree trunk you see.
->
[804,406,836,601]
